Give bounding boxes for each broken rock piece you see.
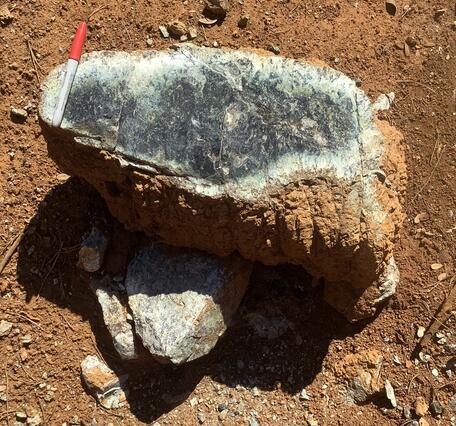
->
[125,244,252,364]
[40,45,406,321]
[91,277,139,360]
[333,350,383,404]
[77,227,108,273]
[81,355,127,409]
[0,320,13,337]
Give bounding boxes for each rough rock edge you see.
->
[90,277,140,360]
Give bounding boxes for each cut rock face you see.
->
[125,244,252,364]
[40,44,406,321]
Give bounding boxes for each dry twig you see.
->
[396,79,436,94]
[26,40,41,84]
[0,230,25,274]
[35,389,46,425]
[17,354,37,382]
[59,312,75,332]
[88,4,108,21]
[420,276,456,348]
[4,362,9,426]
[412,143,445,202]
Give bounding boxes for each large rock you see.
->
[39,44,406,321]
[125,244,252,364]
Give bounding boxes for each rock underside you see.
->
[39,44,406,321]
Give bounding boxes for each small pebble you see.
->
[393,355,402,365]
[0,320,13,337]
[167,20,187,38]
[159,25,170,38]
[146,38,153,47]
[385,380,397,408]
[268,43,280,54]
[430,400,443,416]
[299,389,310,400]
[403,405,412,419]
[197,412,206,424]
[21,334,32,346]
[417,326,426,338]
[418,352,431,363]
[19,348,28,362]
[238,14,249,28]
[16,412,27,421]
[204,0,229,17]
[415,396,428,417]
[10,106,28,121]
[0,5,13,25]
[188,27,198,39]
[248,418,260,426]
[434,8,446,20]
[438,272,448,281]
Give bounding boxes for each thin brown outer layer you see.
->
[42,118,405,322]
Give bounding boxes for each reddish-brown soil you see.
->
[0,1,455,425]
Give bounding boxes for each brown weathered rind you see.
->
[41,116,405,321]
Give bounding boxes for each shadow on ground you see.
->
[16,178,364,423]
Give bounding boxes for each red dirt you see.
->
[1,0,455,425]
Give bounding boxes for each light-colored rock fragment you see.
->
[0,320,13,337]
[91,277,138,360]
[159,25,169,38]
[125,244,252,364]
[77,227,108,273]
[81,355,127,409]
[10,106,28,121]
[373,92,395,111]
[25,408,42,426]
[385,379,397,408]
[417,326,426,338]
[39,45,406,321]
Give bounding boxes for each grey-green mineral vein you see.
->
[40,45,383,198]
